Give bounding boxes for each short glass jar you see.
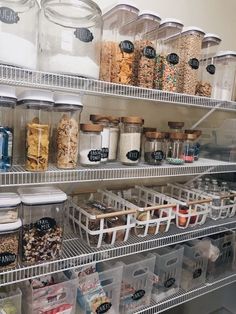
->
[141,127,156,160]
[0,85,16,172]
[119,116,143,165]
[108,116,120,162]
[144,132,165,165]
[185,129,202,160]
[183,133,197,163]
[167,132,186,165]
[53,94,83,169]
[90,115,110,163]
[79,124,103,166]
[16,90,54,172]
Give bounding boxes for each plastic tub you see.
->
[0,193,21,223]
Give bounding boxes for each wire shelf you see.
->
[1,159,236,187]
[0,217,236,286]
[0,65,236,111]
[135,273,236,314]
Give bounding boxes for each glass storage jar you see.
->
[0,219,22,271]
[196,34,221,97]
[167,132,186,165]
[100,2,139,83]
[53,93,83,169]
[18,186,67,266]
[0,0,39,69]
[119,116,143,165]
[131,11,161,88]
[141,127,156,160]
[16,90,54,172]
[212,51,236,101]
[168,121,184,133]
[108,116,120,161]
[144,131,165,165]
[0,85,16,171]
[153,18,184,92]
[39,0,102,78]
[0,193,21,223]
[79,124,103,166]
[185,129,202,160]
[178,27,205,95]
[90,115,110,163]
[183,133,197,163]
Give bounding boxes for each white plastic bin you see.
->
[0,288,22,314]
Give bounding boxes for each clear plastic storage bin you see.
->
[179,240,208,291]
[0,0,39,69]
[18,186,67,266]
[0,288,22,314]
[39,0,102,78]
[69,190,136,248]
[0,85,16,171]
[152,246,184,303]
[100,3,139,83]
[0,193,21,223]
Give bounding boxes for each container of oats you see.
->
[178,27,205,95]
[100,2,139,84]
[196,34,221,97]
[17,90,54,172]
[53,94,83,169]
[0,219,22,271]
[18,186,67,266]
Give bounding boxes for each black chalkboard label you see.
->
[126,150,140,161]
[119,40,134,54]
[143,46,156,59]
[74,28,94,42]
[188,58,199,70]
[164,277,176,288]
[35,217,56,232]
[0,252,16,267]
[96,302,112,314]
[101,147,109,159]
[132,289,145,301]
[167,53,179,65]
[151,150,164,161]
[206,64,216,75]
[0,7,19,24]
[193,268,202,279]
[88,150,101,162]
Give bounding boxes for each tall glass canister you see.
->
[39,0,102,78]
[108,116,120,162]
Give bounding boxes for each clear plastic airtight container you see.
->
[212,51,236,101]
[0,193,21,223]
[18,186,67,266]
[0,0,39,69]
[196,33,221,97]
[100,2,139,84]
[39,0,102,78]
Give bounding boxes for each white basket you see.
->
[148,184,211,229]
[105,186,175,237]
[68,192,136,248]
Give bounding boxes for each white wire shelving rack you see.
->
[1,159,236,186]
[1,65,236,111]
[1,217,236,286]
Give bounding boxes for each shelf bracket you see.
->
[191,102,223,129]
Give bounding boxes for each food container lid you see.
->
[81,123,103,132]
[215,50,236,60]
[160,18,183,29]
[143,127,156,133]
[109,116,121,124]
[90,114,110,123]
[185,129,202,137]
[168,121,185,129]
[0,85,16,99]
[170,132,187,140]
[0,193,21,208]
[121,116,144,124]
[0,218,22,232]
[18,187,67,205]
[145,131,166,139]
[103,1,139,17]
[18,90,54,105]
[138,10,161,22]
[202,33,221,48]
[181,26,205,36]
[54,93,83,108]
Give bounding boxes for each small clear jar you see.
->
[144,132,165,165]
[0,85,16,172]
[183,133,196,163]
[185,130,202,160]
[141,127,156,160]
[16,90,54,171]
[90,115,110,163]
[0,193,21,223]
[79,124,103,167]
[108,116,120,162]
[0,0,39,69]
[167,132,186,165]
[119,116,143,165]
[168,121,184,133]
[53,94,83,169]
[163,132,170,159]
